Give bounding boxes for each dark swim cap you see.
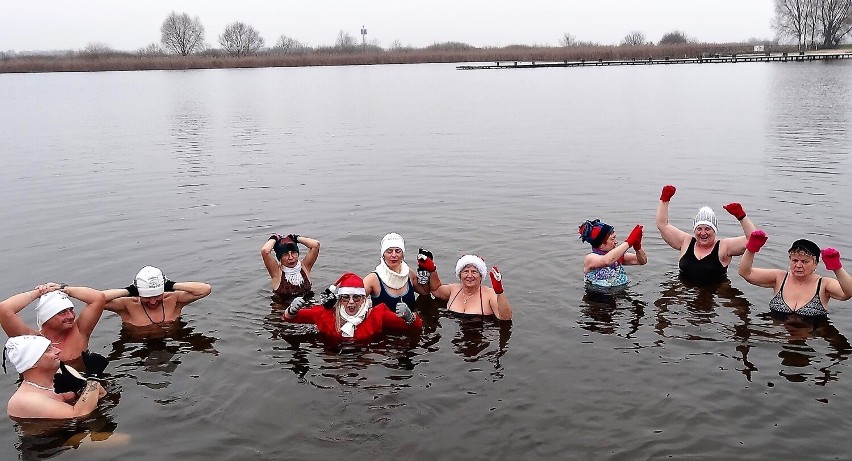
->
[579,219,613,248]
[274,237,300,260]
[788,239,820,261]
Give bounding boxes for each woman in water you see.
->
[429,254,512,320]
[656,184,757,285]
[261,233,320,302]
[579,219,647,291]
[282,272,421,341]
[738,230,852,317]
[363,233,431,313]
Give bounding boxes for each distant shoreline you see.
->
[0,43,818,74]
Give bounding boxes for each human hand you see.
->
[396,301,415,325]
[124,283,139,297]
[319,285,337,308]
[822,248,842,271]
[625,225,643,250]
[746,230,768,253]
[416,248,436,284]
[489,266,504,294]
[723,202,747,221]
[287,234,300,244]
[269,233,283,242]
[163,275,175,292]
[287,297,307,316]
[81,351,109,378]
[54,362,86,394]
[660,185,676,202]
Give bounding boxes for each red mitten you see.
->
[723,203,746,221]
[822,248,842,271]
[416,248,436,272]
[489,266,504,294]
[625,225,643,250]
[746,230,768,253]
[660,185,676,202]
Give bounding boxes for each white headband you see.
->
[455,255,487,278]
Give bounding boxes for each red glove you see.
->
[625,225,643,250]
[746,230,768,253]
[416,248,436,272]
[822,248,842,271]
[489,266,504,294]
[660,185,676,202]
[723,203,746,221]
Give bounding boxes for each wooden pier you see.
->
[456,50,852,70]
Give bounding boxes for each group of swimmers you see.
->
[3,182,851,423]
[581,184,852,316]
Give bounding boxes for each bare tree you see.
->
[273,35,309,54]
[659,30,690,45]
[161,11,205,56]
[81,42,114,57]
[137,43,164,56]
[335,30,357,51]
[817,0,852,46]
[219,21,265,56]
[773,0,817,48]
[559,32,577,47]
[621,31,647,46]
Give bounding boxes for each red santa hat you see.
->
[333,272,366,296]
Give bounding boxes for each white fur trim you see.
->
[455,255,487,278]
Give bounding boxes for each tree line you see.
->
[773,0,852,48]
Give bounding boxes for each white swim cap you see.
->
[4,335,51,373]
[693,206,717,233]
[381,233,406,254]
[135,266,165,297]
[35,291,74,328]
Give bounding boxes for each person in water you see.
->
[429,254,512,320]
[101,266,212,327]
[363,233,431,313]
[261,233,320,302]
[738,231,852,317]
[579,219,647,291]
[656,184,757,284]
[0,283,106,363]
[282,272,421,341]
[4,335,106,419]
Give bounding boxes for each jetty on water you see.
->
[456,50,852,70]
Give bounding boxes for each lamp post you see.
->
[361,25,367,47]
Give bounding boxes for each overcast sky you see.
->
[1,0,776,52]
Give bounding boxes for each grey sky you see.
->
[1,0,775,52]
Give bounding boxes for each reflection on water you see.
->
[107,320,218,390]
[580,288,647,339]
[653,275,751,341]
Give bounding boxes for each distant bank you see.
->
[0,43,819,74]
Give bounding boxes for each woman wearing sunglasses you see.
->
[281,272,421,341]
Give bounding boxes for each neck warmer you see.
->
[375,260,410,290]
[339,303,369,338]
[281,261,304,286]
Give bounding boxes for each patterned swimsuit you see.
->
[585,249,628,289]
[769,273,828,317]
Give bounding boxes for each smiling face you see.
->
[140,294,164,311]
[693,225,717,247]
[788,250,817,277]
[42,308,75,332]
[383,247,404,269]
[458,265,483,288]
[33,345,62,371]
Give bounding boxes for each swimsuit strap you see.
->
[479,286,483,315]
[448,288,462,307]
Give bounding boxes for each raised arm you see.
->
[656,185,690,250]
[584,243,630,272]
[489,267,512,320]
[172,281,212,309]
[428,269,453,301]
[293,235,321,272]
[721,203,758,257]
[822,248,852,301]
[0,284,61,336]
[738,230,781,288]
[67,286,107,338]
[261,234,281,279]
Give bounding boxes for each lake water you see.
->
[1,60,852,460]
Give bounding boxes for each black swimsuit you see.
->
[447,286,484,317]
[678,238,728,285]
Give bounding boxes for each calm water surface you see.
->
[1,61,852,460]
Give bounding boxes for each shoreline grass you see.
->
[0,43,803,74]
